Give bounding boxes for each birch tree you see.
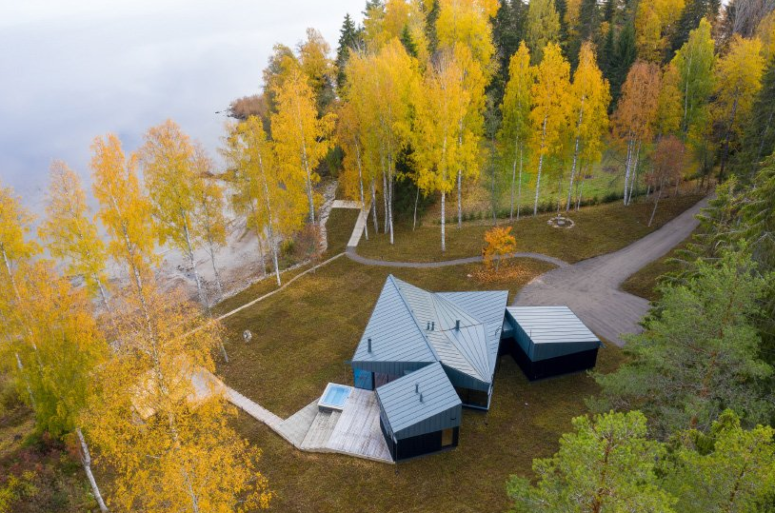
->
[672,18,716,135]
[612,61,661,206]
[139,120,211,308]
[86,287,273,513]
[529,43,571,216]
[712,35,764,179]
[499,42,534,220]
[525,0,561,63]
[191,147,227,299]
[0,180,39,302]
[414,49,470,252]
[271,67,335,231]
[566,42,611,212]
[224,116,304,286]
[91,133,157,307]
[647,136,686,226]
[39,161,111,310]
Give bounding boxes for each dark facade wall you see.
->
[455,386,490,409]
[506,336,599,380]
[381,419,459,461]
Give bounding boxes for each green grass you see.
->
[621,235,693,302]
[214,256,625,513]
[360,194,704,264]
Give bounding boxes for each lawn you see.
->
[359,194,704,264]
[621,234,694,301]
[214,254,625,513]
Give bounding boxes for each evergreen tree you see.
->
[609,22,637,106]
[335,13,359,90]
[670,0,722,57]
[425,0,440,56]
[526,0,562,63]
[399,24,418,58]
[591,249,774,438]
[578,0,601,42]
[491,0,527,105]
[734,55,775,177]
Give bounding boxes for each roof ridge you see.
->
[429,294,489,382]
[388,275,440,361]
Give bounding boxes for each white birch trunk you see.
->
[517,146,523,220]
[629,141,641,204]
[510,137,518,220]
[440,191,446,253]
[371,180,379,234]
[457,169,463,228]
[534,116,548,216]
[623,138,633,205]
[183,221,206,310]
[354,139,368,240]
[77,428,109,513]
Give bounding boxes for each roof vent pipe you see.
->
[367,338,372,352]
[415,383,419,393]
[431,321,435,331]
[419,393,424,403]
[456,320,460,331]
[427,321,431,330]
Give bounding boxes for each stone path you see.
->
[514,197,709,346]
[346,247,569,269]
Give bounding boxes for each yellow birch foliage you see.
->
[571,43,611,165]
[756,10,775,59]
[138,120,200,251]
[635,0,686,62]
[499,42,535,163]
[712,35,765,142]
[656,62,684,137]
[91,134,157,295]
[225,116,306,238]
[483,226,517,270]
[530,43,571,166]
[0,181,39,297]
[87,288,272,513]
[11,261,107,437]
[436,0,498,74]
[271,68,335,225]
[364,0,430,63]
[39,161,108,297]
[191,147,228,252]
[414,50,470,195]
[337,101,366,201]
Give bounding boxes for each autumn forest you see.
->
[2,0,775,512]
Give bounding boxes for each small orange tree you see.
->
[483,226,517,271]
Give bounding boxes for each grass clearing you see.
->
[215,255,625,513]
[360,194,704,264]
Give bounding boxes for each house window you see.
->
[441,428,454,447]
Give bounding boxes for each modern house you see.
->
[503,306,601,380]
[348,276,600,460]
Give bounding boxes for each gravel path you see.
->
[345,248,569,269]
[514,197,709,346]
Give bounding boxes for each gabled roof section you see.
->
[351,275,437,365]
[376,362,461,436]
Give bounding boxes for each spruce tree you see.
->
[336,13,359,90]
[734,56,775,177]
[399,24,418,58]
[491,0,527,105]
[670,0,722,58]
[425,0,440,56]
[609,22,636,107]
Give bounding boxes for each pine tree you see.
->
[335,13,359,90]
[591,249,774,438]
[508,411,676,513]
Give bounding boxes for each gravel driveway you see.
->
[513,197,710,346]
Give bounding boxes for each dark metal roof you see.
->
[351,276,508,386]
[506,306,599,344]
[376,362,462,439]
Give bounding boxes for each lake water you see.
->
[0,0,364,214]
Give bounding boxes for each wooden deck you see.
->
[218,374,393,464]
[327,388,392,462]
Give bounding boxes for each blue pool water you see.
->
[319,383,351,410]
